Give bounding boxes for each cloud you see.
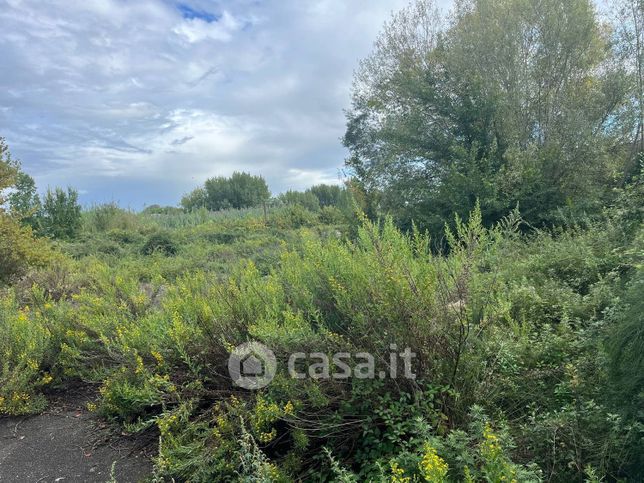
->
[170,136,194,146]
[173,11,242,43]
[0,0,453,207]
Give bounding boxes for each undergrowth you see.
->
[0,194,642,481]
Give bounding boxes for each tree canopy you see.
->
[344,0,643,233]
[181,172,270,212]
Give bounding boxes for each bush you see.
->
[278,190,320,211]
[0,214,54,284]
[142,232,178,256]
[14,258,86,305]
[83,203,143,233]
[269,205,318,229]
[0,295,52,415]
[141,204,183,216]
[606,267,644,422]
[318,205,346,224]
[144,208,544,481]
[106,228,144,245]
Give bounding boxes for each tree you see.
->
[1,138,41,228]
[0,137,19,208]
[613,0,644,180]
[0,139,52,283]
[279,190,320,211]
[8,172,41,228]
[142,204,183,215]
[181,187,208,212]
[277,184,354,214]
[40,187,82,239]
[307,184,346,208]
[344,0,631,233]
[182,172,270,211]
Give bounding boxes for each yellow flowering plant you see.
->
[419,444,449,482]
[0,295,50,415]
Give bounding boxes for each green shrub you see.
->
[318,205,346,224]
[0,295,52,415]
[106,228,144,245]
[0,213,54,284]
[14,257,85,304]
[98,369,168,423]
[278,190,320,211]
[83,203,143,233]
[607,268,644,418]
[270,205,318,229]
[142,232,178,256]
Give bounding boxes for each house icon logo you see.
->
[228,341,276,390]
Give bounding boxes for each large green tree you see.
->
[613,0,644,180]
[344,0,634,233]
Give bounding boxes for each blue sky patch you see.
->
[177,4,220,22]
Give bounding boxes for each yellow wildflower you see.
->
[263,463,281,480]
[419,444,448,482]
[134,354,145,374]
[390,461,411,483]
[258,428,277,443]
[151,350,164,366]
[283,400,295,416]
[482,423,501,456]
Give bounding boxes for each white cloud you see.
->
[1,0,454,207]
[284,168,343,188]
[173,11,242,43]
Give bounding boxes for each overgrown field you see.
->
[1,180,642,482]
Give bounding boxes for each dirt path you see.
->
[0,389,153,482]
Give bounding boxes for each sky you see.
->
[0,0,452,208]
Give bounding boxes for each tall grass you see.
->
[143,206,267,229]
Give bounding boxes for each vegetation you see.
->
[39,187,82,240]
[0,0,642,482]
[345,0,643,235]
[181,172,271,212]
[0,139,54,283]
